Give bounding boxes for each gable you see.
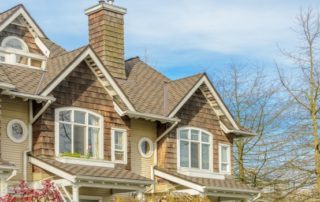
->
[0,5,46,38]
[33,61,130,161]
[168,75,239,131]
[0,16,43,54]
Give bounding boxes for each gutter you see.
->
[0,82,15,90]
[122,111,180,124]
[1,90,56,102]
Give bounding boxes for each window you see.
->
[138,137,153,158]
[177,127,212,171]
[1,36,28,52]
[219,144,231,174]
[7,119,28,143]
[55,108,103,159]
[111,128,127,164]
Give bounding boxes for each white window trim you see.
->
[177,126,213,173]
[54,107,104,160]
[219,143,231,175]
[111,128,128,164]
[7,119,28,143]
[138,137,154,158]
[1,36,29,52]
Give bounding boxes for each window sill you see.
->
[56,157,115,168]
[178,168,225,180]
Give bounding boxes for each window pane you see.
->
[140,140,151,155]
[191,129,199,141]
[180,140,189,167]
[115,131,123,150]
[89,114,100,126]
[221,146,228,162]
[202,144,210,170]
[191,142,199,168]
[59,123,71,153]
[5,38,24,50]
[179,129,188,139]
[74,125,85,155]
[201,132,210,143]
[88,127,99,157]
[115,151,124,161]
[74,111,85,124]
[221,163,228,172]
[59,111,71,122]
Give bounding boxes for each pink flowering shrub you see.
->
[0,180,62,202]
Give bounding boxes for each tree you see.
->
[277,7,320,191]
[213,62,296,192]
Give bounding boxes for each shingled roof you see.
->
[155,167,259,194]
[116,57,204,116]
[0,4,21,25]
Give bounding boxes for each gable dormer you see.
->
[0,5,49,70]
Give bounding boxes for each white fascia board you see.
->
[29,157,76,183]
[206,185,260,194]
[40,48,89,96]
[202,77,240,130]
[154,169,205,193]
[77,175,152,185]
[168,76,240,130]
[2,90,56,102]
[168,76,205,119]
[87,50,135,111]
[35,37,50,57]
[0,7,45,38]
[41,47,135,112]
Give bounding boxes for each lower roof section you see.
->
[29,156,152,190]
[154,167,260,199]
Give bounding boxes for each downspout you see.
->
[151,120,179,193]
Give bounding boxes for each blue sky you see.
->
[1,0,320,79]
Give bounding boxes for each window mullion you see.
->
[71,110,74,153]
[188,129,191,169]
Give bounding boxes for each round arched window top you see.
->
[138,137,153,158]
[1,36,29,52]
[7,119,28,143]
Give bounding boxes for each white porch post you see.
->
[0,177,7,196]
[72,184,79,202]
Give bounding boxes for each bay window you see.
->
[111,128,127,164]
[177,127,213,171]
[55,108,103,159]
[219,144,231,174]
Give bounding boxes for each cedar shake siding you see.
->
[0,19,42,54]
[32,61,131,168]
[157,89,233,173]
[88,5,126,79]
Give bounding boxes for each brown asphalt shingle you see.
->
[0,4,21,25]
[155,167,258,192]
[117,57,204,116]
[34,157,152,183]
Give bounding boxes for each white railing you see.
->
[0,47,47,70]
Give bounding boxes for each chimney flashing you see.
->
[85,2,127,15]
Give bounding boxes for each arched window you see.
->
[177,127,213,171]
[1,36,28,52]
[55,108,103,159]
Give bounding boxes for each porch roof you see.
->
[154,167,260,198]
[29,156,152,186]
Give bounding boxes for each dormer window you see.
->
[2,36,28,52]
[0,36,46,69]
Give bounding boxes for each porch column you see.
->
[0,177,7,196]
[72,184,79,202]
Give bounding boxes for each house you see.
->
[0,0,260,201]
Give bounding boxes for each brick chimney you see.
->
[85,0,127,79]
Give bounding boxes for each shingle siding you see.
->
[0,19,42,54]
[157,89,233,173]
[32,61,131,169]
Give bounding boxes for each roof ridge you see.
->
[170,73,204,83]
[50,45,88,59]
[0,4,22,15]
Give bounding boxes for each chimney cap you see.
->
[99,0,114,4]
